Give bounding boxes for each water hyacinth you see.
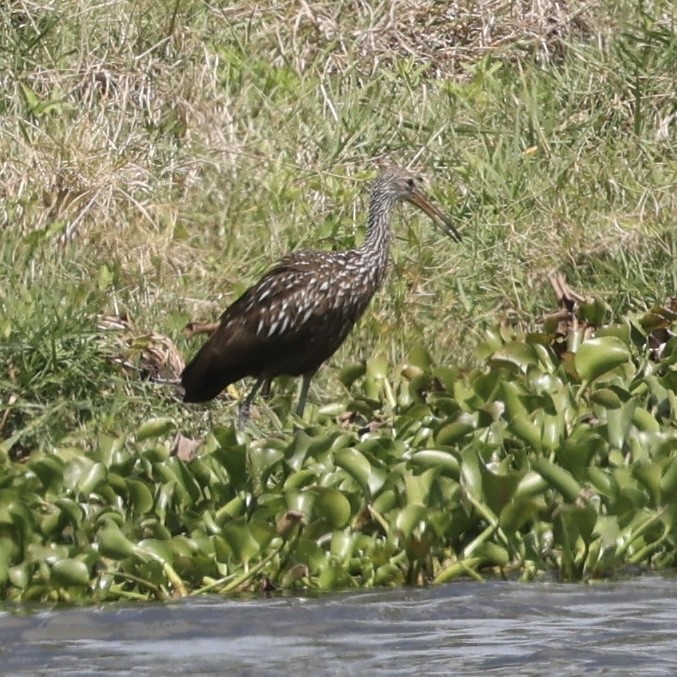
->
[1,308,675,602]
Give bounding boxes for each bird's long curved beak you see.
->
[409,190,462,243]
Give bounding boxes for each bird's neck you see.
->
[359,193,395,274]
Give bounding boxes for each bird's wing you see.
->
[219,254,340,343]
[196,253,346,370]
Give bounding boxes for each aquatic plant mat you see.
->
[1,0,677,601]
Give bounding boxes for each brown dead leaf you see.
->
[171,433,202,461]
[276,510,305,538]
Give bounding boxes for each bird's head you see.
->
[372,167,462,243]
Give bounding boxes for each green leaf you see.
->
[285,489,316,517]
[9,563,31,590]
[284,468,320,490]
[395,504,427,536]
[137,539,175,565]
[213,441,249,491]
[578,297,610,326]
[374,561,405,586]
[532,458,581,503]
[338,362,366,387]
[632,408,660,433]
[372,489,397,514]
[41,509,64,537]
[559,503,598,545]
[127,479,154,514]
[97,264,114,290]
[470,542,510,567]
[460,447,483,499]
[142,445,171,463]
[29,455,66,493]
[541,412,564,451]
[407,345,433,370]
[160,458,202,506]
[434,557,483,584]
[335,447,385,495]
[317,561,354,590]
[98,525,137,560]
[77,461,108,496]
[403,468,437,507]
[467,371,501,405]
[508,415,542,450]
[501,381,529,419]
[481,464,521,516]
[490,341,539,372]
[314,488,352,528]
[590,388,623,409]
[660,457,677,502]
[408,450,460,478]
[366,355,389,380]
[605,397,638,449]
[55,498,84,527]
[557,429,605,478]
[170,536,199,560]
[435,417,475,445]
[499,498,540,533]
[575,337,631,385]
[432,366,459,392]
[514,471,549,499]
[633,462,662,507]
[294,538,327,575]
[51,559,90,588]
[0,539,11,586]
[249,444,284,486]
[586,467,616,499]
[330,531,354,561]
[220,521,261,564]
[136,417,176,442]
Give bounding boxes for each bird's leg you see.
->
[295,371,316,418]
[237,377,266,429]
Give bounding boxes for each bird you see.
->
[181,166,461,425]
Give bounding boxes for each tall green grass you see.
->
[1,0,676,445]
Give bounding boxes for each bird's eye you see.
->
[407,177,415,188]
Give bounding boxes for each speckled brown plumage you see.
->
[181,166,461,422]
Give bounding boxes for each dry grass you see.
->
[281,0,597,76]
[0,1,625,247]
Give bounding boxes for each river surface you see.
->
[1,576,676,675]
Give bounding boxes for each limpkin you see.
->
[181,166,461,423]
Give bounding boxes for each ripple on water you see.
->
[1,576,676,676]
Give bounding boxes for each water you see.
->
[2,576,676,675]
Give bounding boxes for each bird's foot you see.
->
[237,401,251,430]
